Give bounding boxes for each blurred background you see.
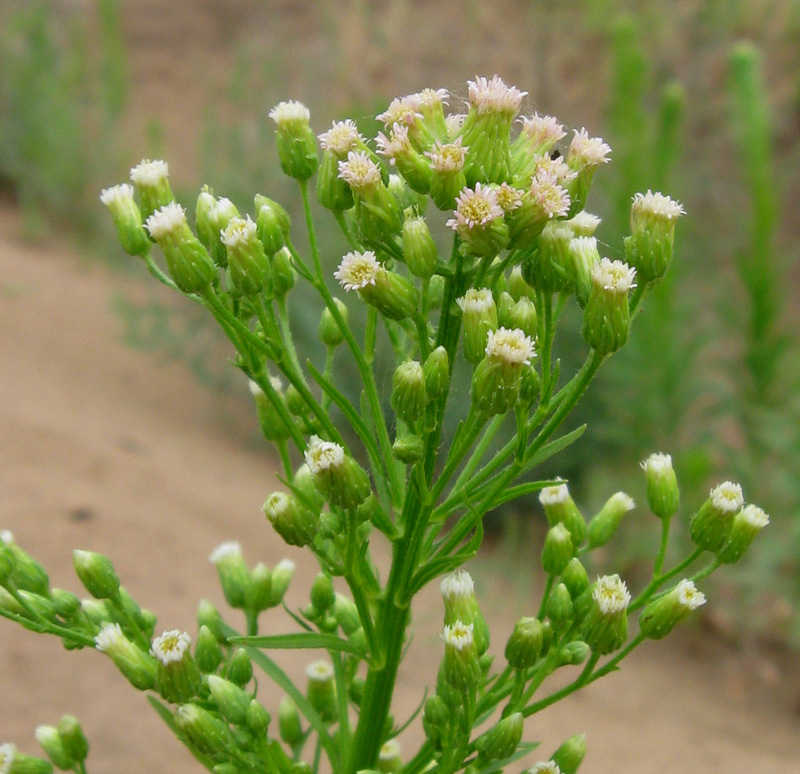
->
[1,1,799,768]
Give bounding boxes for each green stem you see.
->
[629,547,705,612]
[653,516,672,577]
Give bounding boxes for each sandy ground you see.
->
[1,207,799,772]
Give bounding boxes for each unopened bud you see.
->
[207,675,251,725]
[587,492,635,549]
[227,648,253,687]
[541,523,574,576]
[175,703,233,758]
[477,712,524,761]
[73,550,120,600]
[552,733,587,774]
[195,625,223,673]
[642,453,680,520]
[378,739,403,773]
[245,562,273,612]
[195,188,238,268]
[423,346,450,398]
[254,195,291,255]
[546,583,574,631]
[56,716,88,765]
[310,573,335,613]
[34,726,73,771]
[393,433,425,464]
[561,558,590,599]
[539,481,587,546]
[717,505,769,564]
[263,491,318,548]
[319,299,348,348]
[100,184,150,257]
[639,579,706,639]
[392,361,427,425]
[278,696,304,747]
[269,101,318,182]
[505,616,544,670]
[268,559,296,608]
[558,640,590,666]
[222,216,272,296]
[209,542,250,609]
[402,212,438,279]
[246,699,271,735]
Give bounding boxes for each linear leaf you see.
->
[229,631,366,657]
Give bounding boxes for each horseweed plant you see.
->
[1,76,769,774]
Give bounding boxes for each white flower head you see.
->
[710,481,744,513]
[495,182,524,212]
[0,530,12,545]
[274,558,296,575]
[306,659,334,681]
[269,100,310,127]
[376,123,411,161]
[440,570,474,601]
[0,743,16,774]
[151,629,192,665]
[144,201,186,240]
[568,210,602,236]
[209,541,242,564]
[214,196,238,222]
[263,491,293,519]
[591,257,637,294]
[533,153,577,186]
[568,128,612,167]
[338,150,382,191]
[447,183,504,233]
[467,75,527,116]
[609,492,636,512]
[319,119,363,155]
[641,452,673,473]
[740,504,770,529]
[220,215,257,248]
[593,574,631,615]
[529,170,570,219]
[100,183,135,207]
[445,113,466,139]
[379,739,402,761]
[675,579,706,611]
[631,190,685,222]
[95,622,125,652]
[529,763,561,774]
[305,435,345,474]
[485,327,536,365]
[519,113,566,147]
[414,87,449,109]
[130,159,169,187]
[377,95,423,127]
[539,479,569,506]
[424,137,468,172]
[335,250,380,291]
[442,621,474,650]
[456,287,494,314]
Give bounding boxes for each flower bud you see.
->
[310,573,335,614]
[51,588,81,619]
[508,266,536,301]
[94,623,157,690]
[561,558,590,600]
[558,640,590,666]
[472,327,536,415]
[442,621,481,691]
[425,138,468,210]
[227,648,253,687]
[552,733,587,774]
[581,575,630,655]
[521,222,573,294]
[222,216,272,296]
[246,699,271,735]
[539,481,587,546]
[541,523,574,576]
[195,625,223,673]
[278,697,304,747]
[195,188,238,268]
[56,716,88,765]
[458,289,497,365]
[477,712,523,761]
[587,492,635,549]
[269,101,318,182]
[420,349,449,403]
[207,675,251,725]
[249,377,293,444]
[565,129,611,215]
[440,571,490,655]
[582,258,636,354]
[271,246,296,298]
[175,703,233,758]
[335,250,418,321]
[496,291,515,328]
[389,173,428,214]
[624,191,685,284]
[505,616,544,670]
[507,297,539,340]
[253,195,290,256]
[332,593,361,637]
[641,453,680,520]
[100,184,150,257]
[317,120,364,210]
[268,559,296,608]
[447,184,509,257]
[518,363,541,407]
[717,504,769,564]
[306,660,337,723]
[567,236,600,308]
[319,298,348,348]
[245,562,273,612]
[690,481,744,552]
[566,211,602,237]
[402,211,438,279]
[263,491,318,548]
[422,694,449,748]
[197,599,225,642]
[639,579,706,639]
[546,583,574,631]
[209,542,250,609]
[145,202,216,294]
[130,159,173,222]
[392,434,425,464]
[391,361,427,425]
[152,630,203,704]
[377,122,432,194]
[304,436,371,510]
[73,550,120,600]
[378,739,403,773]
[3,538,49,596]
[34,726,73,771]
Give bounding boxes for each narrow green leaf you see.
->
[229,631,366,657]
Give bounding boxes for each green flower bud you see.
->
[521,222,573,294]
[51,588,81,619]
[426,138,468,210]
[197,599,225,642]
[245,562,273,612]
[391,361,427,425]
[319,299,348,348]
[130,159,174,222]
[268,559,296,608]
[389,173,428,214]
[56,716,89,764]
[402,211,438,279]
[582,258,636,355]
[3,538,49,596]
[447,184,509,258]
[285,385,305,417]
[94,623,157,690]
[152,629,203,704]
[717,504,769,564]
[310,573,335,613]
[306,660,337,723]
[496,291,515,328]
[567,236,600,308]
[561,558,590,600]
[0,536,15,584]
[249,377,293,444]
[253,195,290,256]
[393,433,424,464]
[175,703,233,758]
[1,745,53,774]
[263,491,318,548]
[552,733,587,774]
[209,542,250,609]
[73,550,120,600]
[440,571,490,655]
[271,246,296,298]
[335,250,418,321]
[332,593,361,637]
[624,191,684,284]
[195,625,223,673]
[541,523,574,576]
[565,129,611,215]
[507,297,539,340]
[690,481,744,552]
[278,697,304,747]
[558,640,590,666]
[471,329,536,416]
[423,346,450,399]
[639,579,707,640]
[207,675,251,725]
[505,616,544,670]
[246,699,271,735]
[100,184,150,257]
[378,739,403,773]
[317,148,354,211]
[304,436,371,510]
[442,621,481,691]
[422,694,449,748]
[34,726,73,771]
[195,188,238,268]
[581,575,630,655]
[566,211,602,237]
[17,591,55,622]
[477,712,524,761]
[377,116,433,192]
[227,648,253,687]
[145,202,216,294]
[428,273,445,309]
[222,216,272,296]
[539,481,586,546]
[546,583,574,631]
[587,492,635,549]
[269,101,318,182]
[518,363,541,406]
[508,266,536,302]
[641,453,680,520]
